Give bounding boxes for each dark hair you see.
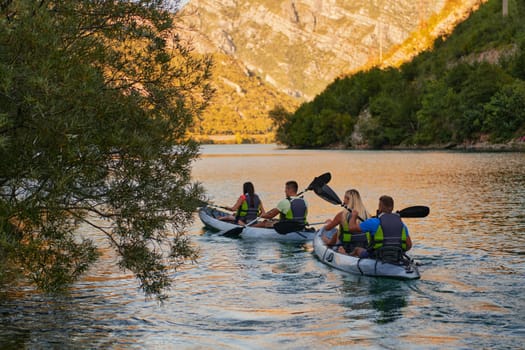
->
[285,180,298,193]
[379,195,394,211]
[243,182,255,207]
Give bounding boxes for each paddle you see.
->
[195,199,233,211]
[273,220,325,234]
[222,216,261,237]
[396,205,430,218]
[314,183,430,218]
[313,184,365,221]
[207,203,233,211]
[221,172,332,238]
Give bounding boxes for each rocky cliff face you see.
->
[174,0,485,138]
[179,0,483,101]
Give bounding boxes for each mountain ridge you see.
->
[175,0,486,140]
[271,0,525,149]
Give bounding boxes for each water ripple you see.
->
[1,147,524,349]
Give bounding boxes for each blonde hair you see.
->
[343,189,371,222]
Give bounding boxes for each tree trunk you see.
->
[503,0,508,17]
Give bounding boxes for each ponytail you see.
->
[243,182,255,207]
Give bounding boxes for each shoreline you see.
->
[379,140,525,152]
[193,135,525,152]
[291,138,525,152]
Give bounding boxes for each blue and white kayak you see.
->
[198,206,316,242]
[313,228,420,280]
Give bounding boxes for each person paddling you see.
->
[219,182,265,225]
[322,189,371,254]
[253,180,307,228]
[348,195,412,259]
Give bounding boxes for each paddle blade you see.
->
[398,206,430,218]
[274,221,306,235]
[222,227,244,238]
[194,198,209,208]
[314,184,342,205]
[306,172,331,191]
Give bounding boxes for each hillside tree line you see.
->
[272,0,525,148]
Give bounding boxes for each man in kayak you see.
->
[252,180,308,228]
[348,195,412,259]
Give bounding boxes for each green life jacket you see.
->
[371,213,407,251]
[339,211,369,251]
[236,193,261,222]
[279,197,307,223]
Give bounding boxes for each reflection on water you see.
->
[1,144,524,349]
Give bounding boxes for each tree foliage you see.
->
[0,0,213,299]
[274,0,525,148]
[483,80,525,141]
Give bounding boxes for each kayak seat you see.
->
[375,245,404,265]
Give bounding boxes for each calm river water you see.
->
[1,144,524,349]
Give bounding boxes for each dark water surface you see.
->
[1,144,524,349]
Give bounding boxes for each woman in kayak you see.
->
[321,189,371,254]
[219,182,265,225]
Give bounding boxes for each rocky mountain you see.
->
[175,0,485,139]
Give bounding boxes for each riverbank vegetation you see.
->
[0,0,212,299]
[272,0,525,149]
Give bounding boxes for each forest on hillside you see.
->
[271,0,525,149]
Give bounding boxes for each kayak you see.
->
[198,206,316,241]
[313,228,421,280]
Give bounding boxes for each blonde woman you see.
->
[321,189,371,254]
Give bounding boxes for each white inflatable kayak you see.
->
[313,228,421,280]
[198,206,316,241]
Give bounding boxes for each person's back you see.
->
[255,180,307,228]
[279,195,307,223]
[237,192,262,223]
[340,189,370,252]
[349,195,412,259]
[322,189,370,254]
[219,181,265,224]
[371,212,408,251]
[339,210,369,252]
[277,181,307,223]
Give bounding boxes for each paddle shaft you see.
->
[342,205,365,222]
[197,199,235,212]
[211,204,234,211]
[245,216,261,226]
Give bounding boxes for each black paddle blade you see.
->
[274,221,306,235]
[194,198,209,208]
[314,183,342,205]
[221,227,244,238]
[306,172,331,191]
[398,206,430,218]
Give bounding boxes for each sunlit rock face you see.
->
[178,0,482,101]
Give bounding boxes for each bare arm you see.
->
[405,235,412,251]
[259,202,266,216]
[324,211,342,231]
[229,196,244,211]
[322,212,342,245]
[348,210,362,232]
[322,230,339,246]
[260,207,279,219]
